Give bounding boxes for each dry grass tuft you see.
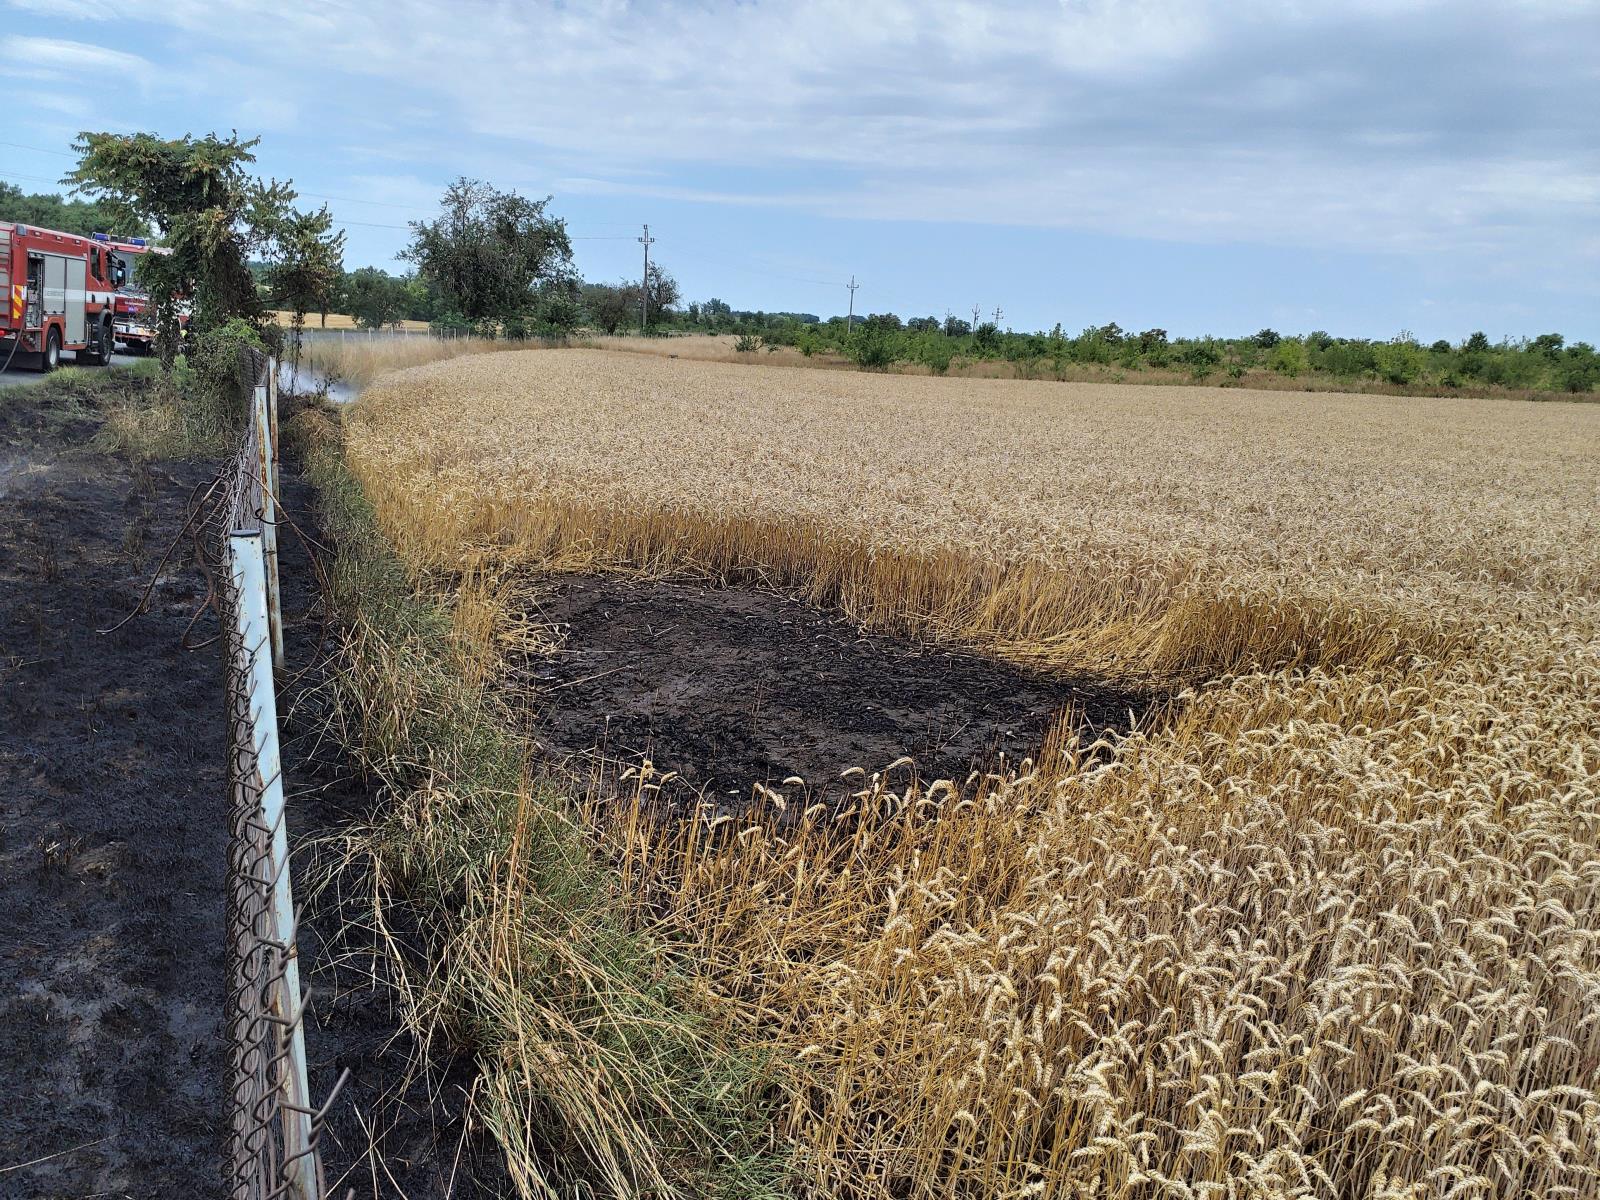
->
[339,348,1600,1197]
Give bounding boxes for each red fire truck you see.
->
[0,221,119,371]
[99,234,180,356]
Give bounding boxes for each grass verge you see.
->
[293,408,781,1199]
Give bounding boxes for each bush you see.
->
[847,327,897,371]
[1559,344,1599,394]
[430,311,472,337]
[187,317,267,409]
[916,334,953,375]
[1374,339,1422,386]
[1181,340,1221,381]
[1270,339,1309,378]
[733,334,762,353]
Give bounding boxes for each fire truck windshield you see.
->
[110,251,142,292]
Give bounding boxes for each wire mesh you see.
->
[213,351,341,1200]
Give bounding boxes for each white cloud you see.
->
[10,0,1598,271]
[0,36,154,86]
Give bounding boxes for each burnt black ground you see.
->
[517,575,1158,807]
[0,396,227,1195]
[0,382,502,1198]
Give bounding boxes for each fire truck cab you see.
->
[102,235,173,356]
[0,221,119,371]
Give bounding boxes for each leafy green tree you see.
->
[68,131,300,366]
[536,287,583,333]
[268,205,345,371]
[942,314,971,338]
[1531,332,1565,358]
[1559,342,1598,394]
[1465,331,1491,353]
[1252,328,1281,349]
[404,177,572,326]
[345,267,408,330]
[637,263,680,330]
[582,283,633,334]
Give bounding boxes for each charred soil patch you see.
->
[0,376,498,1198]
[513,574,1166,805]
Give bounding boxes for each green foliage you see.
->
[1374,337,1422,385]
[1253,328,1281,349]
[268,205,345,365]
[430,310,472,337]
[0,181,149,238]
[1182,340,1221,380]
[187,317,267,410]
[847,326,897,370]
[1270,339,1309,378]
[733,334,762,353]
[67,131,316,368]
[582,282,633,334]
[915,333,954,375]
[1559,343,1598,394]
[404,177,573,325]
[345,266,410,330]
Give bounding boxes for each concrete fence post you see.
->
[252,379,284,672]
[228,530,318,1199]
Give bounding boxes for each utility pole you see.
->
[971,303,981,330]
[846,275,860,334]
[993,306,1004,329]
[638,223,655,335]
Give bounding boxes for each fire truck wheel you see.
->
[90,316,114,365]
[40,328,62,373]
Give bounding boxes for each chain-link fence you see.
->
[216,353,342,1200]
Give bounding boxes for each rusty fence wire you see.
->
[217,352,344,1200]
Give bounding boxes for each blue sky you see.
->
[2,0,1595,340]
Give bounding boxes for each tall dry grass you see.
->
[340,349,1600,1197]
[298,335,540,388]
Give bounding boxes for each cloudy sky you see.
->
[2,0,1596,338]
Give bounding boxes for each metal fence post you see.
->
[252,379,284,672]
[229,530,319,1200]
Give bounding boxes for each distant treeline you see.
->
[280,261,1597,396]
[715,316,1600,396]
[0,181,150,239]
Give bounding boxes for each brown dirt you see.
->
[515,575,1161,807]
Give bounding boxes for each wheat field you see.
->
[343,348,1600,1198]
